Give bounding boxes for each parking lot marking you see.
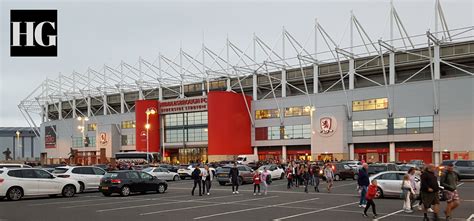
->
[457,182,464,187]
[333,183,358,188]
[272,201,358,221]
[373,209,403,220]
[96,194,241,212]
[61,194,190,209]
[140,195,278,216]
[28,197,129,206]
[467,214,474,221]
[193,197,320,220]
[169,187,357,197]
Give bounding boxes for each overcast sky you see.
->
[0,0,473,127]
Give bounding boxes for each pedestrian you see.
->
[298,165,305,188]
[402,174,415,213]
[407,167,419,210]
[440,163,460,221]
[312,164,320,192]
[229,163,240,194]
[202,165,212,195]
[286,165,293,189]
[357,163,369,208]
[191,165,202,196]
[420,164,440,221]
[324,163,334,193]
[302,167,310,193]
[363,179,378,218]
[253,171,261,195]
[295,163,300,187]
[261,167,271,195]
[308,164,314,186]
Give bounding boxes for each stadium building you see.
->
[19,2,474,165]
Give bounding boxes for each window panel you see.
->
[121,120,136,129]
[352,121,364,131]
[352,101,364,112]
[394,118,407,129]
[375,98,388,110]
[87,123,97,131]
[363,99,376,110]
[256,109,280,119]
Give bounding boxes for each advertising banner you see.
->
[45,125,57,149]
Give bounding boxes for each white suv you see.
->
[0,168,80,201]
[53,166,106,192]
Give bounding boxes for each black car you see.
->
[99,170,167,197]
[368,163,398,176]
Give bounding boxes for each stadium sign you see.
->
[160,96,207,114]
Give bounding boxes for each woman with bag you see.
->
[402,174,415,213]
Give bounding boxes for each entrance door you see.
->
[379,153,388,163]
[358,154,367,162]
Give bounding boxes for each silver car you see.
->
[439,160,474,180]
[144,167,180,181]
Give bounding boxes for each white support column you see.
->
[349,143,355,160]
[226,78,231,92]
[180,81,185,98]
[434,45,441,80]
[44,102,49,122]
[389,52,396,85]
[253,147,258,159]
[120,92,125,114]
[58,100,62,120]
[434,152,440,166]
[282,145,287,163]
[103,94,107,116]
[389,142,396,162]
[87,96,91,117]
[138,88,144,100]
[281,69,287,97]
[158,86,163,101]
[202,81,206,96]
[349,59,355,90]
[72,97,77,118]
[313,64,319,94]
[252,73,257,100]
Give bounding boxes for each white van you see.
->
[236,155,258,164]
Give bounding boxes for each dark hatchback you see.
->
[333,163,356,181]
[368,163,399,176]
[99,170,168,197]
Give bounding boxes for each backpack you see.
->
[266,174,272,184]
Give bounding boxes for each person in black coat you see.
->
[357,163,370,207]
[420,164,440,221]
[191,165,202,196]
[229,163,240,194]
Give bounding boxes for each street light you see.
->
[15,131,20,160]
[145,107,157,164]
[77,116,89,165]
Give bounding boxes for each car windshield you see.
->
[441,160,454,166]
[257,165,271,171]
[217,167,231,173]
[53,168,69,174]
[142,167,154,172]
[368,166,387,173]
[103,173,119,178]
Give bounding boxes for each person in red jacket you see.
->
[363,179,378,218]
[253,171,262,195]
[286,166,293,189]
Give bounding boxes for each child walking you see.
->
[363,179,378,218]
[402,174,415,213]
[253,171,261,195]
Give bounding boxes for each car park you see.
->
[53,166,106,192]
[143,167,180,181]
[439,160,474,180]
[157,164,179,173]
[257,164,285,180]
[397,164,419,171]
[333,163,357,181]
[0,168,80,201]
[99,170,167,197]
[367,163,398,176]
[216,165,254,186]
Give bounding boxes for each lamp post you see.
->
[77,116,89,165]
[145,108,156,164]
[15,131,20,160]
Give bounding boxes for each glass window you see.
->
[128,171,140,179]
[121,120,136,129]
[121,134,136,146]
[375,119,388,135]
[379,173,398,180]
[352,121,364,136]
[285,106,311,117]
[268,126,281,140]
[140,172,153,179]
[21,169,36,178]
[87,123,97,131]
[352,101,364,112]
[363,99,376,111]
[93,168,105,175]
[363,120,376,136]
[34,170,53,179]
[284,124,311,139]
[7,170,22,178]
[375,98,388,110]
[165,129,184,143]
[353,98,388,112]
[256,109,280,119]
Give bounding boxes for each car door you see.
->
[455,161,469,177]
[71,167,86,187]
[468,161,474,177]
[161,168,173,180]
[80,167,97,189]
[34,169,61,194]
[9,170,38,196]
[380,172,402,195]
[269,165,277,179]
[91,167,106,189]
[139,172,155,191]
[155,168,167,180]
[128,171,142,192]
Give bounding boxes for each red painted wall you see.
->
[135,100,160,153]
[208,91,252,155]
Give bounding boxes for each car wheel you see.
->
[173,175,178,181]
[102,192,112,197]
[78,182,85,193]
[62,185,76,198]
[280,173,285,179]
[238,177,243,186]
[120,186,131,197]
[6,187,23,201]
[219,182,226,186]
[376,187,383,198]
[334,175,340,181]
[157,184,166,193]
[353,174,359,180]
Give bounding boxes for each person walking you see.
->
[402,174,415,213]
[421,164,440,221]
[261,167,271,195]
[302,167,310,193]
[191,165,202,196]
[229,163,240,194]
[363,179,378,218]
[357,163,369,208]
[312,164,320,192]
[286,165,293,189]
[202,165,212,195]
[253,171,262,195]
[407,167,419,210]
[324,163,334,193]
[294,163,300,187]
[440,163,460,221]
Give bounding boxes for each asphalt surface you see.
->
[1,178,473,221]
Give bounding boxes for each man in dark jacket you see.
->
[191,165,202,196]
[440,163,460,221]
[357,163,370,208]
[229,163,240,194]
[420,164,440,221]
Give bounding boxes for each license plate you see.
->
[101,186,109,190]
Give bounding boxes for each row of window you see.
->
[165,112,208,127]
[121,120,136,129]
[352,98,388,112]
[256,106,312,119]
[72,136,96,148]
[352,116,434,136]
[121,134,136,146]
[257,124,311,140]
[165,128,208,143]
